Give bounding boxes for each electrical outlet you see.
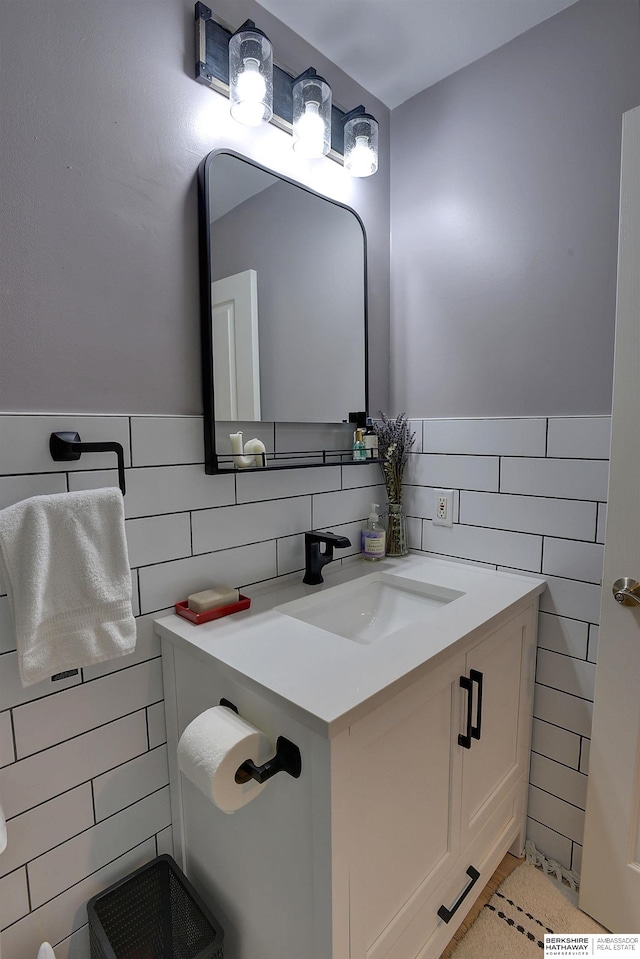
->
[433,489,454,527]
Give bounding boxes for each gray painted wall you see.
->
[390,0,640,418]
[0,0,390,417]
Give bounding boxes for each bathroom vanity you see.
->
[155,556,544,959]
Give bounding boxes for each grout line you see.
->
[11,698,158,764]
[532,715,583,738]
[19,834,160,916]
[7,702,17,751]
[3,781,92,825]
[90,783,170,829]
[8,656,160,716]
[544,417,549,458]
[528,782,587,814]
[24,860,33,913]
[526,813,576,845]
[527,529,605,546]
[534,679,595,705]
[537,644,592,663]
[3,742,154,822]
[531,748,587,775]
[411,451,609,461]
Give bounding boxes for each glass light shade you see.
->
[344,114,379,177]
[228,27,273,126]
[292,75,332,158]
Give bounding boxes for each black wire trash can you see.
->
[87,854,224,959]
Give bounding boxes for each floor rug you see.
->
[449,861,607,957]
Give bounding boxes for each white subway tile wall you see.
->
[0,413,609,953]
[0,413,380,956]
[408,415,609,875]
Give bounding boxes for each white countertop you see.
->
[154,554,545,736]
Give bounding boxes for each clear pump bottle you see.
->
[361,503,386,561]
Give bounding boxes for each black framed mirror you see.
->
[198,150,370,473]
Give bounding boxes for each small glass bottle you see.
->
[353,429,366,461]
[363,417,378,459]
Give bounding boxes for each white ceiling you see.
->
[254,0,578,109]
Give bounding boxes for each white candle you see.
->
[243,437,267,467]
[229,431,256,469]
[229,432,244,455]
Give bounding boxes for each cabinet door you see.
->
[347,653,464,959]
[459,609,534,847]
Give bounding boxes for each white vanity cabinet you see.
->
[156,558,542,959]
[343,606,535,959]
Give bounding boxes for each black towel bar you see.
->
[49,431,126,496]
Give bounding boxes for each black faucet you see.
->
[303,530,351,585]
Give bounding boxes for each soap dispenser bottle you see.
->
[362,503,386,561]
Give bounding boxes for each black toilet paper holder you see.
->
[220,699,302,785]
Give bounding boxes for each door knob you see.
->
[612,578,640,606]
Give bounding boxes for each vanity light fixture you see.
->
[228,20,273,126]
[194,3,379,176]
[292,69,332,158]
[343,108,379,178]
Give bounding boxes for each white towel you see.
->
[36,945,56,959]
[0,488,136,687]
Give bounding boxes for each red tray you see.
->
[174,594,251,625]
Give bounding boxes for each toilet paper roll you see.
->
[177,706,271,814]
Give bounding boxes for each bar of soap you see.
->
[188,586,240,613]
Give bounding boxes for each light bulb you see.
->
[349,135,377,177]
[294,102,325,158]
[344,113,379,177]
[231,58,267,126]
[292,74,331,157]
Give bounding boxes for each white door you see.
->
[580,105,640,933]
[211,269,261,420]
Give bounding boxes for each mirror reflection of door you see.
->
[211,269,261,420]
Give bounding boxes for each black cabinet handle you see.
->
[470,669,483,742]
[458,670,484,748]
[458,675,473,749]
[437,866,481,924]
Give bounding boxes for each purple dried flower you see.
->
[373,413,416,504]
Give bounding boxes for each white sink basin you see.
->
[276,572,464,645]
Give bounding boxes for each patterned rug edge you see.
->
[448,844,606,957]
[524,839,581,892]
